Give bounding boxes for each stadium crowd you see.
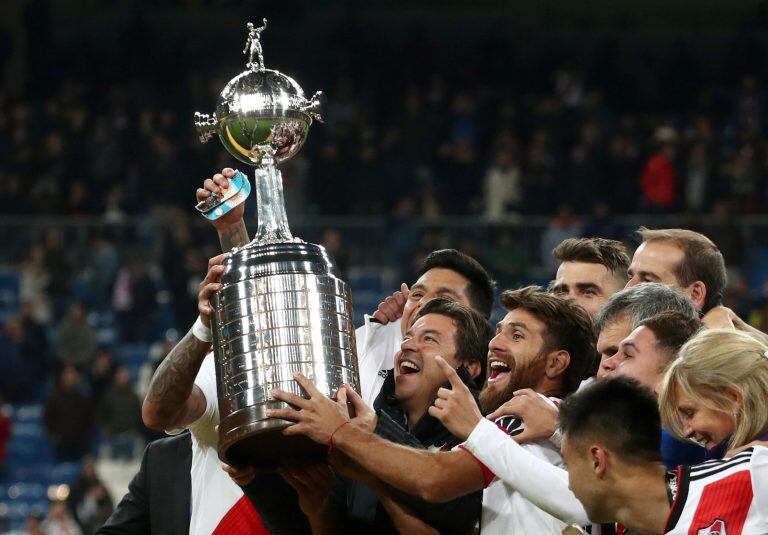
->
[2,3,768,534]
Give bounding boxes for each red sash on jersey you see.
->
[213,496,270,535]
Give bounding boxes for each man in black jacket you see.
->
[97,433,192,534]
[272,297,492,533]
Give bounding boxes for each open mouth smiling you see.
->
[487,357,512,383]
[398,358,421,375]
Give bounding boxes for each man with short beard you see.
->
[268,286,595,534]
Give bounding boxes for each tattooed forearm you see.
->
[219,221,250,252]
[142,329,210,429]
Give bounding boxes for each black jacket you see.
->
[97,433,192,535]
[344,366,483,534]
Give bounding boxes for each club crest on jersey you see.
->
[697,519,727,535]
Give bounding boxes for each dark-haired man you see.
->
[281,298,491,534]
[560,377,768,534]
[357,248,494,404]
[269,286,596,534]
[550,238,630,319]
[196,172,495,405]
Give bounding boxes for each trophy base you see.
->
[218,406,326,469]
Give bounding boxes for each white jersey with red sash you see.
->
[460,395,568,534]
[186,353,269,535]
[663,446,768,535]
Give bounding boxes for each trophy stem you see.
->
[252,161,293,244]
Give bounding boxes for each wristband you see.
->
[192,315,213,343]
[327,421,351,455]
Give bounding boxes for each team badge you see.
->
[697,519,727,535]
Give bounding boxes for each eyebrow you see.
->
[550,281,567,292]
[434,286,460,296]
[620,341,636,352]
[419,328,441,338]
[498,321,530,333]
[628,269,661,281]
[575,282,600,292]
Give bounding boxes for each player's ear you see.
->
[590,445,608,478]
[463,360,482,380]
[686,281,707,310]
[545,350,570,380]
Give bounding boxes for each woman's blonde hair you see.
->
[659,328,768,450]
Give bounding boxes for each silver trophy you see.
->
[194,19,359,466]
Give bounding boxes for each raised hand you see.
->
[198,253,229,327]
[195,168,244,229]
[428,356,483,440]
[372,283,409,324]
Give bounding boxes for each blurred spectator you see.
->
[43,365,94,461]
[98,366,143,460]
[0,316,37,402]
[640,126,679,211]
[540,205,582,271]
[483,148,521,220]
[69,458,113,533]
[19,245,52,325]
[8,513,44,535]
[55,301,98,370]
[90,348,118,402]
[683,142,712,212]
[42,229,74,319]
[111,259,158,342]
[43,501,82,535]
[0,395,11,480]
[18,301,50,378]
[321,228,349,277]
[83,234,121,308]
[75,483,113,534]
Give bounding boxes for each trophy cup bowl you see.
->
[194,20,357,467]
[194,68,323,166]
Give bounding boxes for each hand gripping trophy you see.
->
[194,20,358,466]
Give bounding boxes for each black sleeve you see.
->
[373,411,422,448]
[243,471,312,535]
[96,445,150,534]
[387,485,482,535]
[373,412,482,534]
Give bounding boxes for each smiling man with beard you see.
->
[269,286,596,534]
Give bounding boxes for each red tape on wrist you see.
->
[327,421,351,455]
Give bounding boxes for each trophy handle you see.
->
[301,91,325,123]
[194,112,218,143]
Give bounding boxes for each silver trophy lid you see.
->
[194,19,324,166]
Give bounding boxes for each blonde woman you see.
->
[659,328,768,458]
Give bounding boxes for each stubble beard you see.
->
[478,352,549,415]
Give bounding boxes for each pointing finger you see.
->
[435,356,465,390]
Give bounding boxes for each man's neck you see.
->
[403,399,430,430]
[533,378,565,400]
[612,465,670,534]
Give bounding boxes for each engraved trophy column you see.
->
[194,19,359,466]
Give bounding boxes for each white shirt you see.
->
[461,397,579,534]
[355,316,403,405]
[463,416,589,526]
[183,353,263,535]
